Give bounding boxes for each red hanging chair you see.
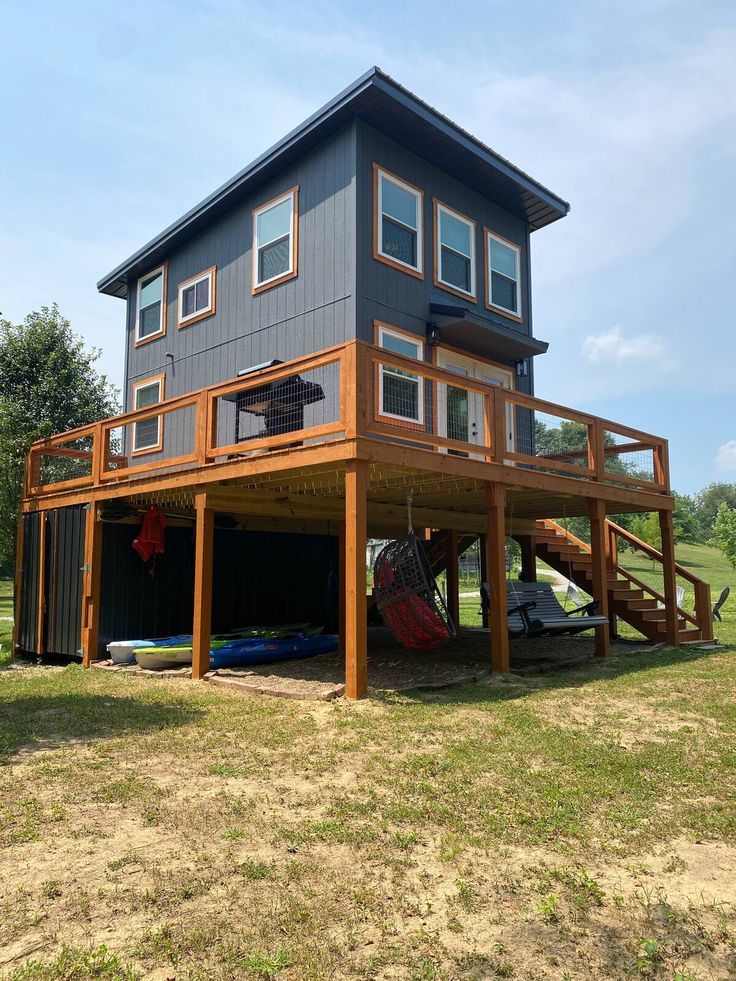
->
[373,534,456,651]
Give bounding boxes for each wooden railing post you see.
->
[588,499,610,657]
[343,342,369,439]
[491,387,507,464]
[588,420,605,481]
[81,501,103,666]
[91,423,104,486]
[485,482,509,673]
[344,459,368,698]
[196,391,209,466]
[694,580,714,642]
[192,491,214,680]
[658,509,680,647]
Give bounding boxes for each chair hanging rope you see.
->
[372,488,456,651]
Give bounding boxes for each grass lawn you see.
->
[0,551,735,979]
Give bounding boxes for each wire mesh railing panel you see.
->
[38,434,95,487]
[512,405,592,477]
[106,403,196,474]
[602,428,656,486]
[211,360,341,456]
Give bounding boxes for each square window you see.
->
[132,378,163,453]
[178,268,215,326]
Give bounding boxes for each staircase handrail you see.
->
[605,520,706,587]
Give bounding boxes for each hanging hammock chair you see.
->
[372,491,456,650]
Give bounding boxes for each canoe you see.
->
[133,631,338,671]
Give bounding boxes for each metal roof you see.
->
[98,67,570,299]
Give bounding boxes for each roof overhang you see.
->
[429,302,549,362]
[98,68,570,300]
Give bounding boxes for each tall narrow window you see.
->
[132,375,164,454]
[252,187,298,292]
[135,265,167,343]
[485,231,521,318]
[435,201,476,298]
[376,324,424,427]
[178,266,216,327]
[374,165,423,277]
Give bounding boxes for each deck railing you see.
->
[25,340,671,498]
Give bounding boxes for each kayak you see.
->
[133,631,338,671]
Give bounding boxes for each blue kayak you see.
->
[209,633,339,669]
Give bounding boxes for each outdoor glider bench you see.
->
[481,581,609,638]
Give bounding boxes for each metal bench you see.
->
[481,580,608,638]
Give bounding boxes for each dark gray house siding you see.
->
[123,124,358,411]
[354,121,535,398]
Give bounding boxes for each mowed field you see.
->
[0,545,735,980]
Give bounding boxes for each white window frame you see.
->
[131,376,164,455]
[177,266,216,327]
[485,230,522,318]
[252,187,298,291]
[375,165,423,276]
[377,324,425,427]
[135,264,167,343]
[435,200,476,299]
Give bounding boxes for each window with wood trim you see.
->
[252,187,298,291]
[486,231,521,317]
[135,265,167,342]
[377,324,424,426]
[435,201,475,298]
[374,166,423,276]
[178,267,216,327]
[132,376,164,454]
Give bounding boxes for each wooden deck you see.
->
[17,341,704,696]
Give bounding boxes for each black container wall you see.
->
[17,511,41,653]
[46,507,86,657]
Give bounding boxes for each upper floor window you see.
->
[178,266,216,328]
[485,231,521,318]
[376,323,425,428]
[252,187,299,293]
[434,201,476,299]
[374,165,423,278]
[135,264,167,344]
[132,374,164,455]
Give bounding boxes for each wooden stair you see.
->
[424,530,478,578]
[532,520,707,643]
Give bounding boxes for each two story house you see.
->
[15,69,709,697]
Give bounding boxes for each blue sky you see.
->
[1,0,735,494]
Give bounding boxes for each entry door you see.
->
[436,349,514,460]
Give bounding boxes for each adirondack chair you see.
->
[480,581,608,638]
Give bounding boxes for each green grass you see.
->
[0,551,735,978]
[0,580,13,667]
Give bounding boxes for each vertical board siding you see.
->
[124,125,357,413]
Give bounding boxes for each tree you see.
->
[0,305,120,573]
[694,483,736,542]
[711,502,736,569]
[672,492,698,544]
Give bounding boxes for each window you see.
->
[135,265,167,343]
[178,266,216,327]
[434,201,476,298]
[485,231,521,318]
[252,187,298,292]
[374,165,423,277]
[132,375,164,454]
[376,324,424,427]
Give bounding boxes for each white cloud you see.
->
[581,325,674,369]
[716,441,736,471]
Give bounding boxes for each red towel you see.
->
[132,506,167,563]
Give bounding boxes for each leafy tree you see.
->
[672,491,698,544]
[711,502,736,569]
[629,512,662,551]
[0,305,120,573]
[694,482,736,542]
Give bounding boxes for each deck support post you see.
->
[445,530,460,633]
[337,522,346,651]
[81,501,103,666]
[587,499,611,658]
[658,509,680,648]
[484,482,509,674]
[192,492,214,680]
[519,535,537,582]
[344,459,368,699]
[478,534,488,628]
